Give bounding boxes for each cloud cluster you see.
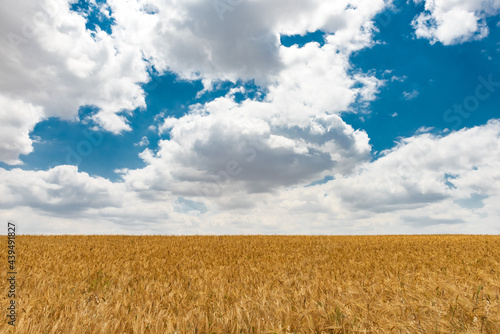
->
[1,0,499,234]
[209,120,500,234]
[0,165,122,214]
[123,99,371,202]
[412,0,500,45]
[0,0,387,164]
[0,95,43,165]
[333,120,500,214]
[0,0,149,136]
[1,121,499,234]
[107,0,388,83]
[118,30,383,203]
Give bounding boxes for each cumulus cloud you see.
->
[124,99,371,201]
[327,120,500,223]
[0,94,43,165]
[0,0,149,135]
[412,0,500,45]
[0,165,123,214]
[224,120,500,234]
[107,0,388,84]
[0,165,178,233]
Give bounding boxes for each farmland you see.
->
[1,235,499,333]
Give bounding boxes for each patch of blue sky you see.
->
[230,80,268,103]
[142,70,205,124]
[304,175,334,187]
[280,30,326,48]
[444,173,458,189]
[174,197,208,214]
[196,79,267,105]
[454,193,488,210]
[20,108,150,181]
[346,0,500,153]
[70,0,115,35]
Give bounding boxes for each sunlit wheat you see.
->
[1,235,499,333]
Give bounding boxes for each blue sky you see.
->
[1,0,499,234]
[348,2,500,152]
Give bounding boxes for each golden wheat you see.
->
[1,235,499,333]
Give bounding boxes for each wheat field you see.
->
[1,235,499,333]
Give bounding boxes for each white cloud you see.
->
[0,94,43,165]
[106,0,389,84]
[206,120,500,234]
[390,75,407,82]
[328,120,500,220]
[403,89,419,100]
[134,136,150,147]
[412,0,500,45]
[0,165,180,233]
[415,126,434,133]
[0,0,149,136]
[128,99,372,200]
[0,165,123,214]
